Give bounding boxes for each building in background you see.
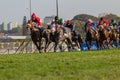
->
[44,15,55,24]
[1,22,8,31]
[1,22,18,31]
[8,22,18,31]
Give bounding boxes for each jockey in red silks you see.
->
[65,20,75,32]
[97,17,109,28]
[31,13,41,29]
[64,19,78,37]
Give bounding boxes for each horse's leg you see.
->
[102,41,104,49]
[54,41,58,52]
[89,40,92,49]
[113,40,116,48]
[44,38,49,52]
[114,36,119,48]
[32,40,40,52]
[71,40,79,51]
[112,39,118,48]
[106,39,110,49]
[99,40,103,49]
[96,41,100,50]
[53,37,57,52]
[79,42,83,51]
[99,40,104,49]
[78,35,83,50]
[66,38,72,52]
[109,40,113,47]
[69,38,75,51]
[38,39,42,53]
[75,40,80,49]
[59,40,64,52]
[99,41,101,49]
[102,40,105,49]
[77,40,83,51]
[85,39,90,50]
[116,35,120,47]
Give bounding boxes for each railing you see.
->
[0,36,119,54]
[0,36,35,54]
[0,36,68,54]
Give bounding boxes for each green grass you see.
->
[0,49,120,80]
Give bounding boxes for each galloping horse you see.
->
[44,25,73,52]
[98,25,110,49]
[71,31,83,50]
[85,24,100,50]
[44,25,61,52]
[62,27,74,51]
[109,27,119,47]
[26,20,43,53]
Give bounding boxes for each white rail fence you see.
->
[0,36,69,54]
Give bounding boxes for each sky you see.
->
[0,0,120,24]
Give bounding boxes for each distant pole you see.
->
[30,0,32,18]
[56,0,59,17]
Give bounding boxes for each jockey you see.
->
[88,19,94,27]
[84,19,93,28]
[47,19,55,29]
[64,19,78,37]
[109,19,117,29]
[58,18,69,35]
[47,19,56,35]
[58,18,65,26]
[54,16,59,25]
[65,19,75,31]
[84,19,96,32]
[97,17,109,31]
[31,13,41,29]
[58,18,65,29]
[97,17,109,27]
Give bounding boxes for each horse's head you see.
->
[99,25,104,31]
[26,20,34,30]
[85,23,92,32]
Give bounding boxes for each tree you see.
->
[72,14,98,22]
[22,16,28,35]
[103,13,120,22]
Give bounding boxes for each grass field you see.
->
[0,49,120,80]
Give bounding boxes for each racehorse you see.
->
[98,25,110,49]
[109,28,119,47]
[44,25,73,52]
[115,27,120,46]
[71,31,83,50]
[44,25,61,52]
[27,19,63,53]
[85,24,100,50]
[63,27,76,51]
[26,20,43,53]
